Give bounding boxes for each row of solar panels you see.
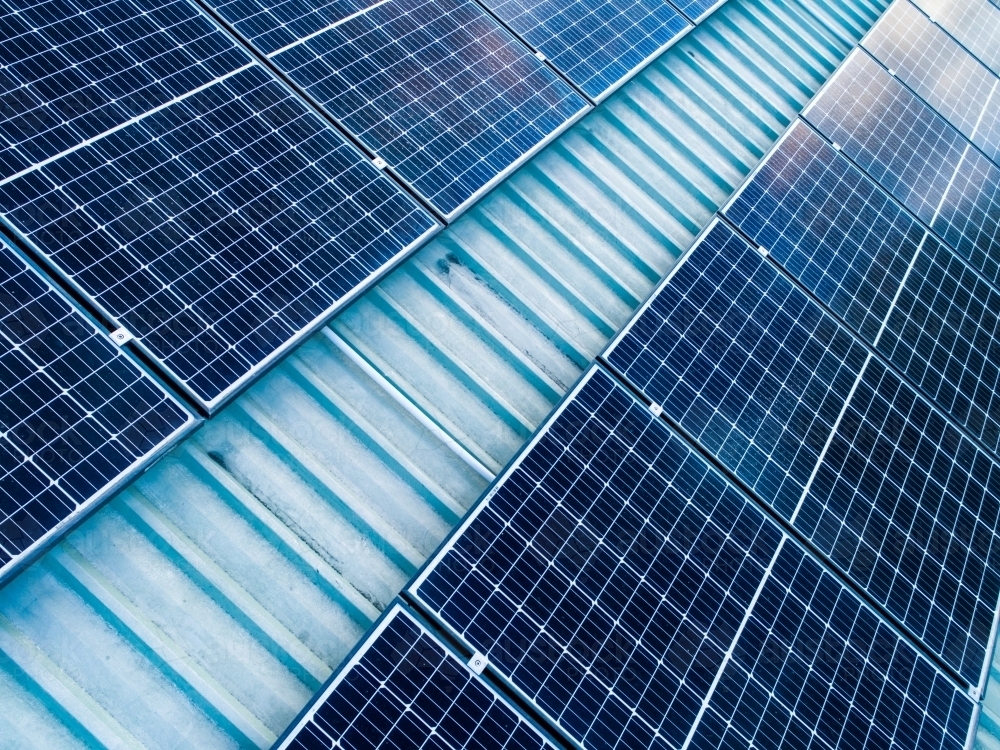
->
[276,0,1000,747]
[278,360,980,750]
[0,0,733,581]
[0,0,728,414]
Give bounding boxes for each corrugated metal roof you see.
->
[0,0,889,746]
[979,648,1000,749]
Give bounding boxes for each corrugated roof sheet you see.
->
[0,0,890,746]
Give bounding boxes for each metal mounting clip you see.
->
[110,328,134,345]
[468,652,488,675]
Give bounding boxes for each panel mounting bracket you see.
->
[467,652,488,675]
[110,328,134,345]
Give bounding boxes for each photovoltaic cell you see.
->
[863,0,1000,165]
[803,50,966,228]
[911,0,1000,77]
[605,221,1000,684]
[473,0,690,100]
[276,604,553,750]
[725,121,1000,454]
[0,241,193,576]
[214,0,590,218]
[0,0,439,410]
[411,366,976,750]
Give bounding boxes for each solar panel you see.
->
[472,0,691,100]
[802,39,1000,308]
[875,234,1000,454]
[609,220,869,518]
[410,365,978,750]
[802,50,966,228]
[725,121,1000,455]
[0,0,440,411]
[911,0,1000,77]
[724,122,924,345]
[931,145,1000,283]
[862,0,1000,165]
[206,0,590,218]
[275,603,554,750]
[0,0,248,182]
[805,51,1000,291]
[604,220,1000,685]
[0,240,194,580]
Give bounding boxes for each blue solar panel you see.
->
[604,220,1000,685]
[205,0,590,218]
[0,240,194,579]
[0,0,248,182]
[608,219,868,518]
[726,121,1000,455]
[932,145,1000,284]
[724,122,924,345]
[275,603,554,750]
[411,365,977,750]
[474,0,691,100]
[863,0,1000,165]
[876,234,1000,453]
[0,0,439,410]
[803,50,966,228]
[804,48,1000,293]
[911,0,1000,77]
[689,540,974,750]
[797,355,1000,683]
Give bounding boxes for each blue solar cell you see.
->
[605,220,1000,684]
[803,50,966,228]
[411,365,977,749]
[276,604,553,750]
[0,241,193,578]
[207,0,589,218]
[863,0,1000,165]
[0,0,439,410]
[726,121,1000,454]
[475,0,691,99]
